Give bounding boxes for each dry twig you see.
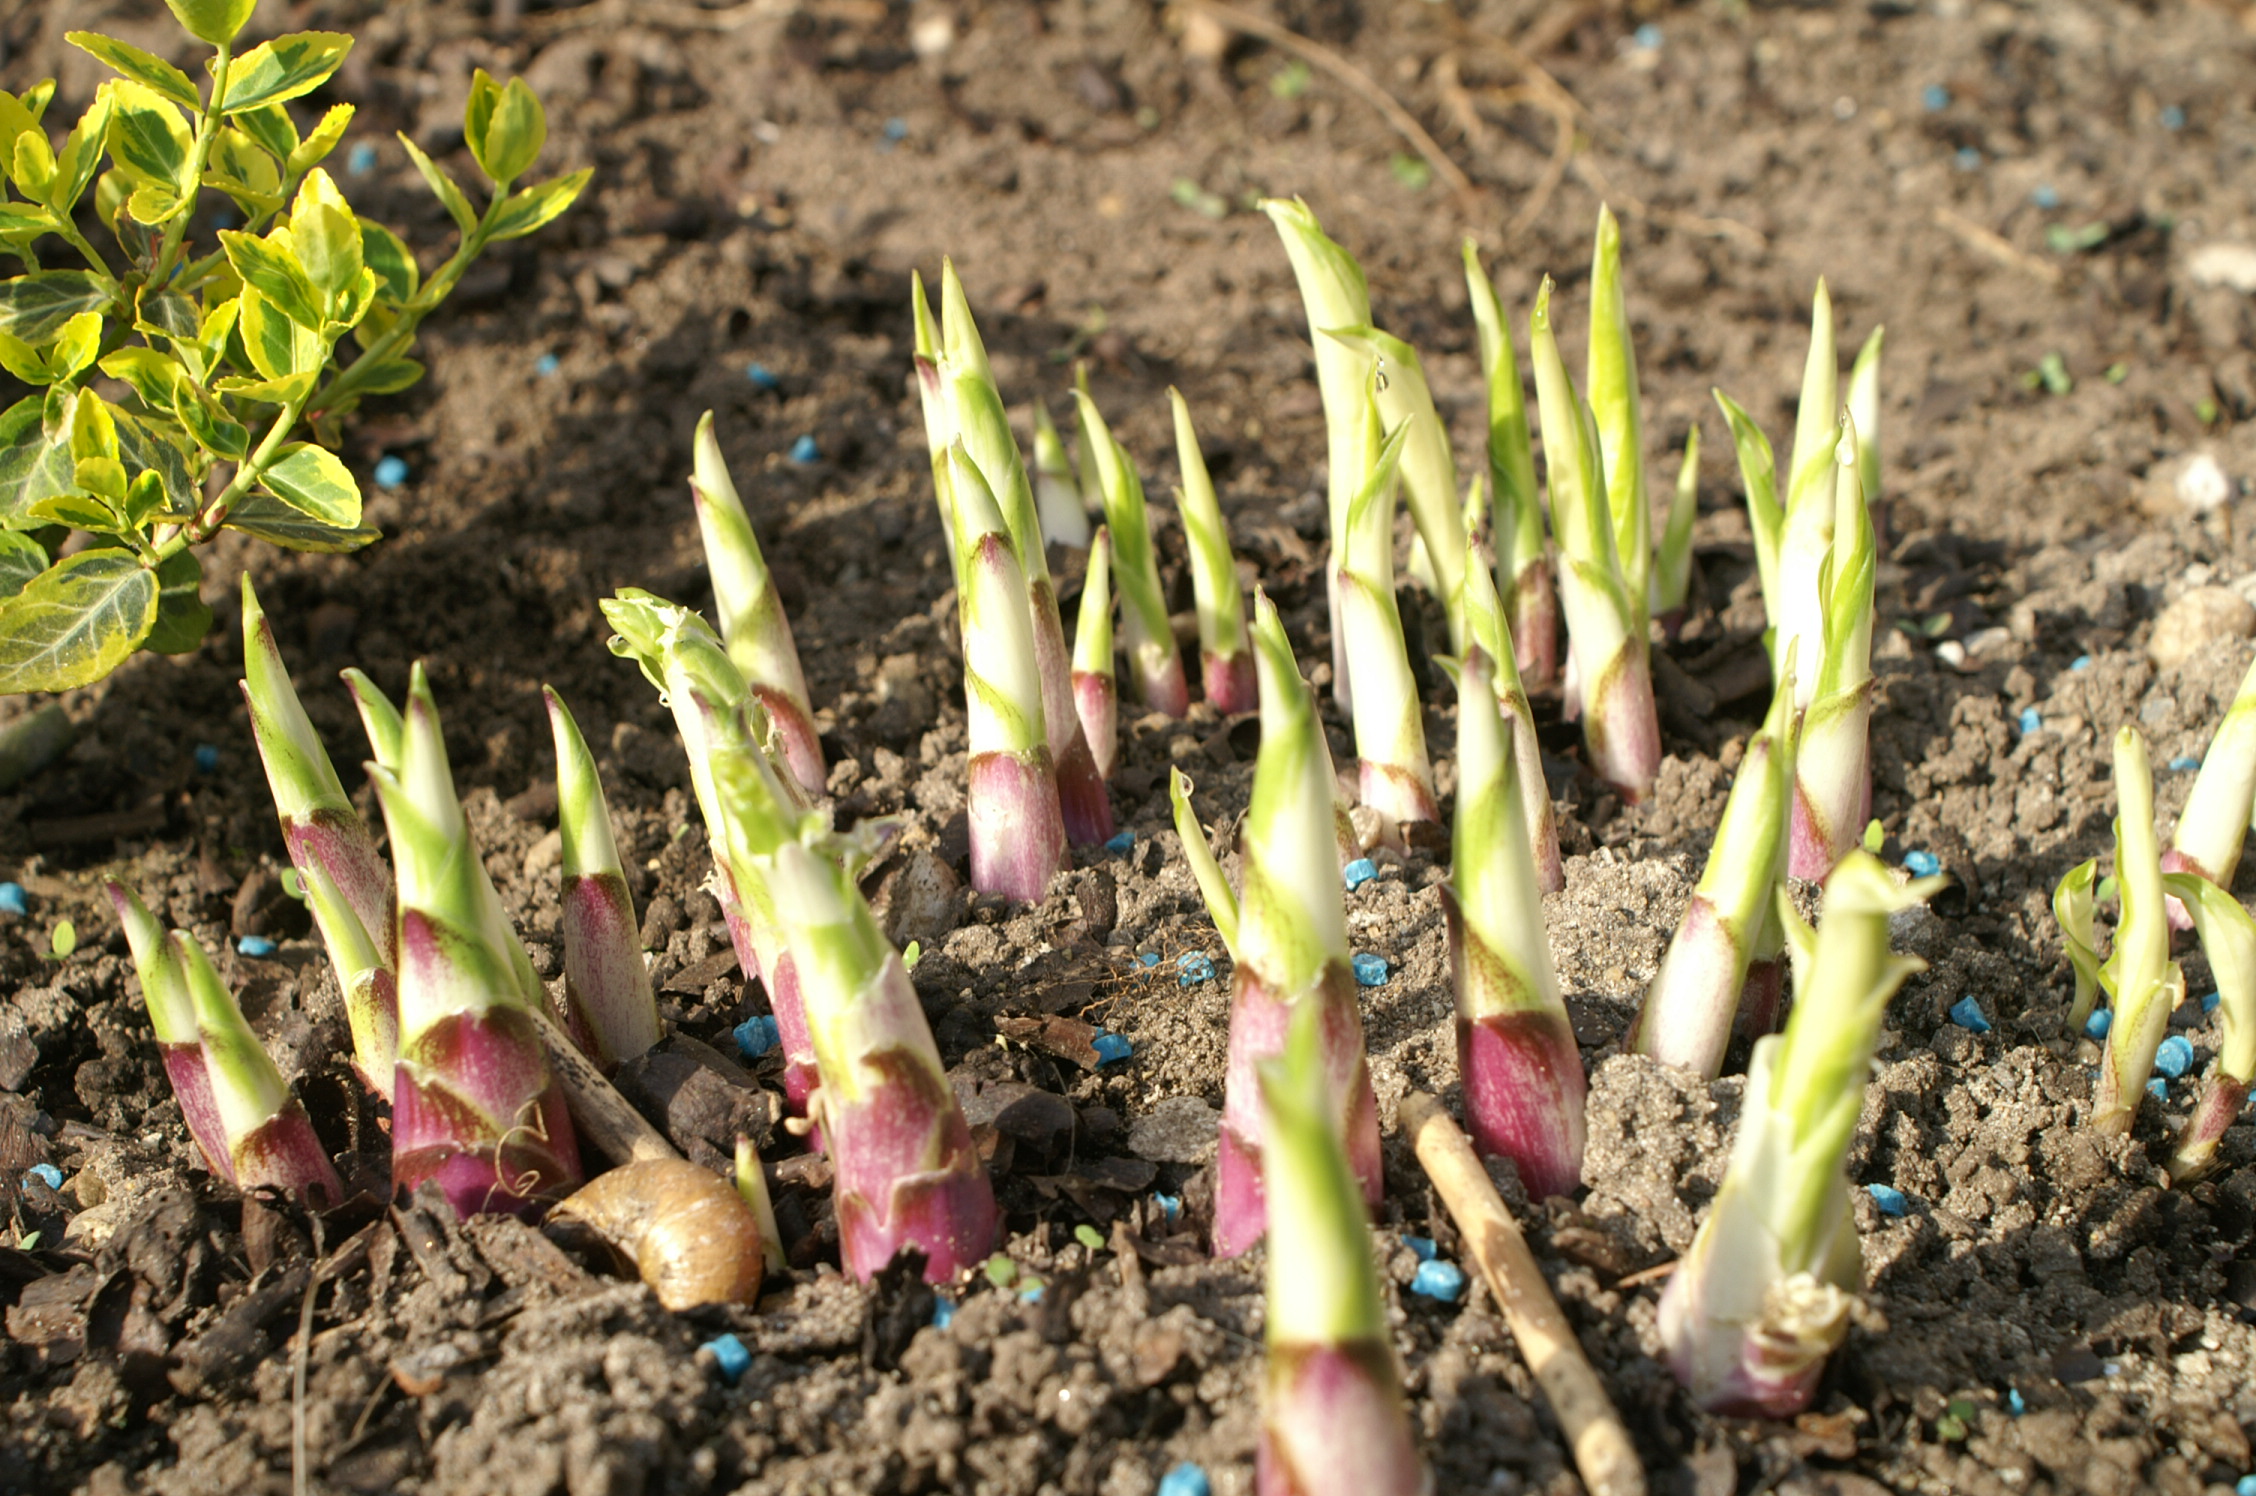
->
[1399,1092,1647,1496]
[532,1008,682,1164]
[1933,206,2066,286]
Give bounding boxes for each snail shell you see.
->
[550,1158,766,1310]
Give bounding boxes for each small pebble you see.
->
[787,435,820,465]
[535,352,560,377]
[735,1014,781,1059]
[1922,83,1951,112]
[1410,1260,1466,1302]
[701,1333,751,1384]
[0,883,23,916]
[1631,22,1662,48]
[2085,1009,2112,1039]
[1153,1193,1182,1223]
[2017,707,2041,735]
[2154,1033,2195,1079]
[1019,1281,1046,1303]
[25,1162,63,1191]
[1402,1235,1437,1261]
[1104,831,1135,854]
[2033,184,2062,210]
[1903,850,1942,878]
[194,744,220,773]
[2237,1476,2256,1496]
[2069,653,2091,670]
[931,1295,956,1329]
[1157,1465,1212,1496]
[1342,857,1378,891]
[2147,1078,2169,1102]
[1177,952,1215,986]
[2008,1388,2027,1416]
[745,362,781,391]
[1933,639,1968,669]
[1352,953,1389,988]
[1137,952,1160,968]
[2204,990,2222,1014]
[346,140,377,176]
[1092,1032,1134,1065]
[2170,756,2201,772]
[1948,996,1991,1033]
[1865,1183,1910,1217]
[374,454,410,489]
[883,117,909,141]
[2161,105,2187,131]
[238,935,278,958]
[1955,146,1983,172]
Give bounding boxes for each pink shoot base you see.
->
[2158,848,2206,932]
[1204,649,1258,716]
[753,686,828,801]
[1583,648,1661,804]
[1510,560,1559,694]
[968,749,1069,902]
[767,948,820,1115]
[828,1043,997,1281]
[1137,644,1192,719]
[162,1042,233,1184]
[234,1104,345,1208]
[392,1004,584,1218]
[1214,970,1382,1258]
[1257,1341,1425,1496]
[1054,730,1116,846]
[1073,670,1118,781]
[1457,1011,1587,1199]
[1356,759,1440,851]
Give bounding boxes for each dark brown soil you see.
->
[7,0,2256,1492]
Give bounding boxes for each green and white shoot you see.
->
[1213,591,1383,1257]
[239,574,396,1097]
[109,879,229,1182]
[690,411,824,798]
[2163,652,2256,910]
[1847,326,1884,511]
[1255,1004,1428,1496]
[2157,875,2256,1181]
[1263,196,1372,711]
[948,443,1071,901]
[1323,323,1469,644]
[175,928,343,1207]
[1653,425,1700,625]
[1787,420,1877,881]
[1075,389,1190,717]
[1447,638,1585,1198]
[1630,659,1798,1080]
[2053,858,2104,1036]
[1587,207,1650,631]
[927,264,1113,843]
[1456,529,1561,893]
[1030,399,1093,549]
[366,664,582,1216]
[736,1135,791,1277]
[1169,389,1257,713]
[545,685,660,1071]
[2091,727,2187,1136]
[1529,274,1661,802]
[1464,239,1557,692]
[1659,852,1938,1416]
[1336,398,1439,846]
[1073,526,1119,780]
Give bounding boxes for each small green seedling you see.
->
[0,5,585,693]
[48,918,75,958]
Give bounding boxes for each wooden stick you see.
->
[1398,1092,1645,1496]
[531,1008,680,1164]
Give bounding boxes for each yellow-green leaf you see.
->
[101,347,184,411]
[214,371,317,405]
[220,32,352,115]
[173,383,247,459]
[0,531,45,598]
[66,33,200,111]
[0,272,111,344]
[260,441,359,527]
[104,81,192,192]
[10,130,55,200]
[165,0,257,47]
[49,93,116,213]
[144,548,211,654]
[487,167,589,242]
[235,102,299,161]
[219,228,322,329]
[0,202,56,239]
[288,167,361,303]
[27,492,119,531]
[468,72,545,185]
[222,488,378,552]
[397,133,475,235]
[358,220,419,302]
[69,390,119,465]
[286,104,354,177]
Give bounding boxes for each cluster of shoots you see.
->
[0,5,581,694]
[605,590,996,1280]
[1660,853,1937,1415]
[2057,721,2255,1178]
[1714,284,1883,881]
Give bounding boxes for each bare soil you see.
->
[7,0,2256,1492]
